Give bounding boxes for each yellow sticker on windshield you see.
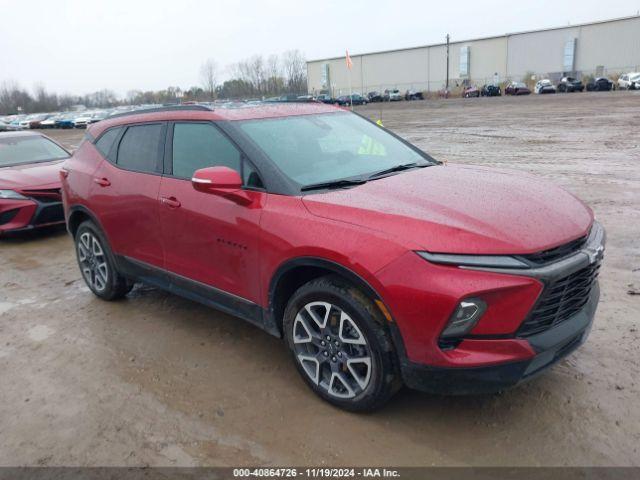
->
[358,135,387,156]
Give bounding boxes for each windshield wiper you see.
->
[368,162,425,180]
[301,178,367,192]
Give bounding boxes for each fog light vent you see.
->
[441,298,487,339]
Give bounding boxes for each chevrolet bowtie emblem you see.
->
[586,244,604,264]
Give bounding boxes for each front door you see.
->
[158,121,266,306]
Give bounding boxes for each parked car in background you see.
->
[26,114,53,129]
[335,94,368,106]
[617,72,640,90]
[505,82,531,95]
[278,94,303,102]
[39,113,63,129]
[405,90,424,100]
[16,115,42,129]
[0,120,24,132]
[316,94,334,104]
[73,112,96,129]
[586,77,613,91]
[89,110,109,124]
[480,84,501,96]
[55,113,77,129]
[383,89,403,101]
[534,79,556,94]
[557,77,584,92]
[8,115,27,129]
[463,86,480,98]
[367,91,383,102]
[0,131,69,235]
[61,103,604,411]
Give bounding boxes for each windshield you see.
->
[238,111,434,187]
[0,136,69,167]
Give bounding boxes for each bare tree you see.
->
[266,54,283,95]
[200,59,219,100]
[282,50,307,94]
[0,81,32,114]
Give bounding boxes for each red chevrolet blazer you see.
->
[60,103,605,410]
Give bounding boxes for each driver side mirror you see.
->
[192,166,251,205]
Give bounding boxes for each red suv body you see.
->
[61,104,604,410]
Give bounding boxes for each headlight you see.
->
[0,190,28,200]
[416,251,529,269]
[441,298,487,338]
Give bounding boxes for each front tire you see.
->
[283,276,400,411]
[75,221,133,300]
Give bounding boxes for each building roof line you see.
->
[307,14,640,63]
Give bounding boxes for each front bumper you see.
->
[0,197,65,234]
[376,220,605,393]
[399,282,599,394]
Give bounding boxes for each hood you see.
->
[0,160,64,190]
[302,165,593,255]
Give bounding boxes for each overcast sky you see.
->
[1,0,637,97]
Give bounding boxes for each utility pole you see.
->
[445,34,450,91]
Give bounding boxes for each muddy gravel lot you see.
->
[1,92,639,467]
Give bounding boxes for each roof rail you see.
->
[107,104,212,120]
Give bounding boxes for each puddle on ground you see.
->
[0,302,14,315]
[27,325,55,342]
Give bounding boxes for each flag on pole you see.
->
[345,50,353,70]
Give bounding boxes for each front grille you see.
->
[520,234,588,265]
[33,204,64,225]
[518,261,600,336]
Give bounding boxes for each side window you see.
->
[95,127,121,158]
[242,160,264,189]
[172,123,241,179]
[117,124,164,173]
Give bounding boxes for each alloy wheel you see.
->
[292,301,372,399]
[77,232,109,292]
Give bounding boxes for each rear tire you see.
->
[75,220,133,300]
[283,275,400,412]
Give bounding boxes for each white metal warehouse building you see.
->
[307,15,640,95]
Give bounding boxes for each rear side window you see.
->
[117,124,163,173]
[95,128,121,158]
[172,123,241,179]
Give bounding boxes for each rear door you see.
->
[90,122,166,269]
[158,121,266,306]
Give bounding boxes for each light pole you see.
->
[445,34,450,92]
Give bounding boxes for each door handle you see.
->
[161,196,181,208]
[94,177,111,187]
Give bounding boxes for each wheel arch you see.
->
[267,257,389,337]
[67,205,105,238]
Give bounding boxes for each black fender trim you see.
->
[266,256,394,337]
[67,205,105,237]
